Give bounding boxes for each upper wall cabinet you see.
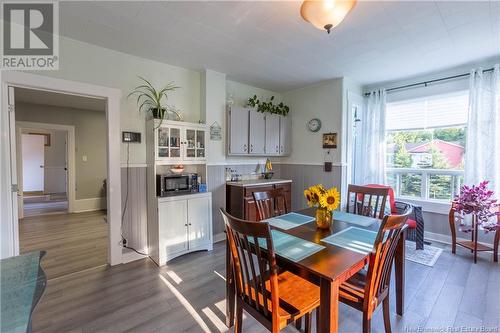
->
[152,120,207,164]
[227,106,292,157]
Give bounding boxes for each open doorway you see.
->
[15,87,109,279]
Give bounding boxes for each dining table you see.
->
[225,207,407,333]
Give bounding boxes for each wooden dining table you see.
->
[225,207,407,333]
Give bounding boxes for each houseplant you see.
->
[247,95,290,116]
[304,184,340,229]
[128,76,181,126]
[454,181,499,232]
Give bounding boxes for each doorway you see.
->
[20,129,69,217]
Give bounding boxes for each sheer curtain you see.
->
[356,89,387,185]
[465,65,500,195]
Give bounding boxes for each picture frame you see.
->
[322,132,337,149]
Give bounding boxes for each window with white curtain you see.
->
[385,90,469,201]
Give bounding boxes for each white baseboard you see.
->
[214,232,225,243]
[74,197,106,213]
[122,247,148,264]
[425,231,494,247]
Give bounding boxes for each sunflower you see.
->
[320,187,341,211]
[309,185,323,204]
[304,189,316,207]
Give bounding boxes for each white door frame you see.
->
[1,71,122,265]
[16,122,76,218]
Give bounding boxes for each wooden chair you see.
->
[346,184,389,219]
[252,188,288,221]
[220,209,319,333]
[449,203,500,263]
[339,208,412,333]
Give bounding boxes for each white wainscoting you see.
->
[74,197,106,213]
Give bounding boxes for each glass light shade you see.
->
[300,0,356,33]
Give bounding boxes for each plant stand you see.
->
[451,213,497,263]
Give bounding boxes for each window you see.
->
[385,90,468,201]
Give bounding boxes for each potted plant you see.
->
[304,184,340,229]
[247,95,290,116]
[454,181,499,232]
[128,76,181,126]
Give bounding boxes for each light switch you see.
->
[82,155,87,162]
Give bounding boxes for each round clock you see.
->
[307,118,322,132]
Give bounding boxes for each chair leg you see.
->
[316,309,320,333]
[362,312,371,333]
[304,313,312,333]
[234,299,243,333]
[295,318,302,330]
[383,298,392,333]
[493,229,499,263]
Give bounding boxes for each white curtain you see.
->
[465,64,500,196]
[356,89,387,185]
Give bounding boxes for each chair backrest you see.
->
[364,184,397,214]
[346,184,389,219]
[252,188,288,221]
[364,208,411,312]
[220,208,280,321]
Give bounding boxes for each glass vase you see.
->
[316,207,332,229]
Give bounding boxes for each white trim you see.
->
[1,72,122,265]
[122,248,148,264]
[73,197,106,213]
[424,231,494,248]
[396,197,451,215]
[16,122,76,216]
[120,163,147,168]
[205,161,347,167]
[213,232,226,243]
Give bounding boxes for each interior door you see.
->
[187,196,211,249]
[265,114,280,155]
[21,134,45,192]
[249,110,265,154]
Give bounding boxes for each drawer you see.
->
[244,185,274,197]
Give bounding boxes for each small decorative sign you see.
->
[323,132,337,149]
[210,121,222,141]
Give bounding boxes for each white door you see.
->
[21,134,45,192]
[265,114,280,155]
[249,110,265,155]
[159,199,188,255]
[228,107,249,154]
[187,196,211,249]
[279,115,292,156]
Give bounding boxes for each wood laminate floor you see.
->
[19,210,108,279]
[31,241,500,333]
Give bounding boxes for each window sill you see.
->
[395,197,451,215]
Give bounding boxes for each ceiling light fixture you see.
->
[300,0,356,34]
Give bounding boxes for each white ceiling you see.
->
[15,87,106,111]
[60,1,500,92]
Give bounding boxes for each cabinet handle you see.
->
[276,145,279,153]
[250,144,253,152]
[243,144,247,152]
[185,224,188,227]
[189,223,192,226]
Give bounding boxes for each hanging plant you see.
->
[128,76,181,127]
[247,95,290,116]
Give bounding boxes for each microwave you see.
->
[157,173,198,197]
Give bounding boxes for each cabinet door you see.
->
[187,196,211,249]
[229,107,249,154]
[279,115,292,156]
[265,114,280,155]
[158,200,188,255]
[249,110,265,155]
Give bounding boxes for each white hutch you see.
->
[146,119,213,266]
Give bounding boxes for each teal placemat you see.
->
[1,252,43,333]
[251,230,325,262]
[321,227,378,254]
[264,212,315,230]
[333,211,379,227]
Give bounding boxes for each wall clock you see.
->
[307,118,322,132]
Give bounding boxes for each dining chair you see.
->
[339,208,412,333]
[449,202,500,263]
[346,184,389,219]
[253,188,288,221]
[220,209,319,333]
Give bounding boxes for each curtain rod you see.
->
[364,67,495,97]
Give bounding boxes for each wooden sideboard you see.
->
[226,180,292,221]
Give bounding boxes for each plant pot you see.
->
[151,108,166,119]
[316,207,332,230]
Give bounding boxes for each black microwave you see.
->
[157,174,197,197]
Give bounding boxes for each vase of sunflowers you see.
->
[304,184,341,229]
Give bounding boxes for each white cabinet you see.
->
[249,110,266,155]
[154,192,213,265]
[228,107,249,154]
[153,120,207,164]
[265,114,280,155]
[227,106,292,156]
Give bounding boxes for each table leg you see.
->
[319,278,340,333]
[226,236,235,327]
[395,229,406,316]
